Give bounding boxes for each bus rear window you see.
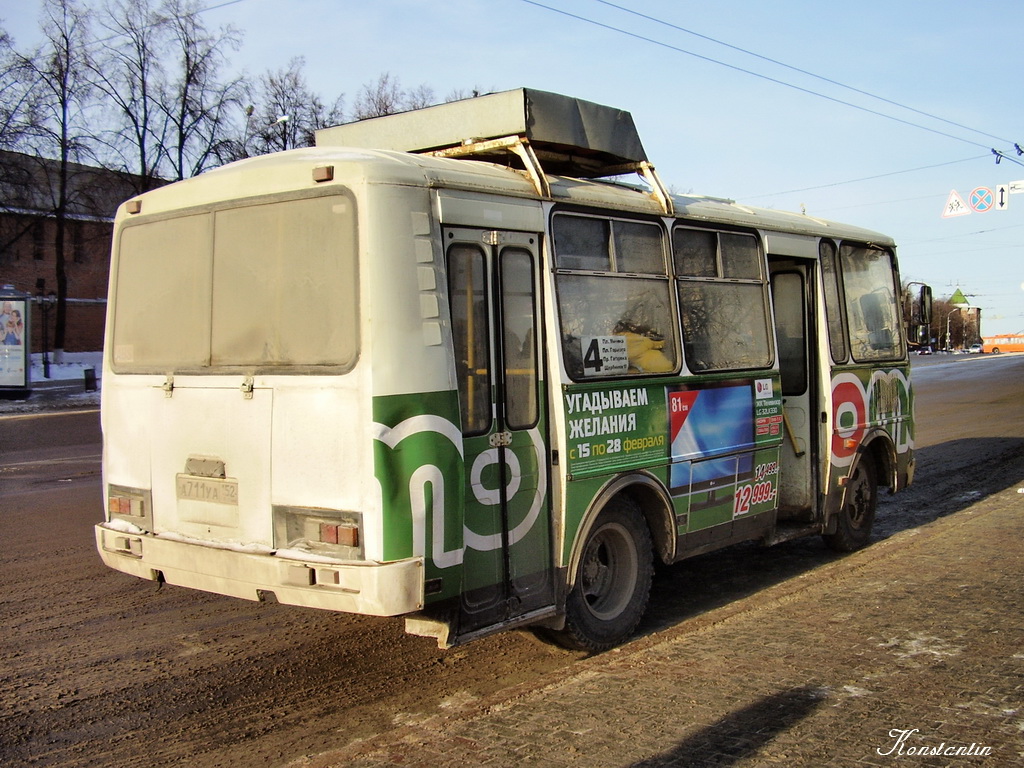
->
[112,192,358,372]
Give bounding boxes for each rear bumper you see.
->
[95,524,424,616]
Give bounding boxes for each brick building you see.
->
[0,150,153,353]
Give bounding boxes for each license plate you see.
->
[175,475,239,505]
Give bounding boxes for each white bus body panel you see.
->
[95,526,422,615]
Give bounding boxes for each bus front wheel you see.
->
[823,455,878,552]
[553,497,653,652]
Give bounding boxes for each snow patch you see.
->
[29,351,103,381]
[101,519,146,535]
[156,530,273,556]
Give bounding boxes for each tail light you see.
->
[273,506,363,560]
[107,484,153,529]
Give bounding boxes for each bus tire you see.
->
[992,347,1000,354]
[823,455,878,552]
[554,497,653,652]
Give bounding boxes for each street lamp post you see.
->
[35,289,57,379]
[241,105,255,158]
[945,307,965,352]
[272,115,290,151]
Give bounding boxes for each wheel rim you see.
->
[579,522,638,621]
[845,462,874,530]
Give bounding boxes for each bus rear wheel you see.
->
[551,497,653,652]
[823,455,878,552]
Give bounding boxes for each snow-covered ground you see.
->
[27,351,103,382]
[0,351,102,414]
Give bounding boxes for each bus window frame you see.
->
[672,223,774,374]
[552,211,679,382]
[446,242,494,437]
[498,245,541,432]
[770,269,809,397]
[819,239,850,365]
[838,242,906,364]
[110,187,360,376]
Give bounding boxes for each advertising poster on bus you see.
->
[563,378,783,489]
[669,379,782,521]
[564,383,668,476]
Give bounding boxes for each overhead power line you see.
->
[991,148,1024,168]
[590,0,1016,148]
[519,0,1016,154]
[744,155,988,199]
[903,222,1024,246]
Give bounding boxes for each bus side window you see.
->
[819,240,849,364]
[771,271,807,396]
[553,214,677,379]
[447,245,492,435]
[674,226,772,372]
[500,248,539,429]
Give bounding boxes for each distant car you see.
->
[917,346,933,355]
[969,343,983,354]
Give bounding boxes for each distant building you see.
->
[0,150,156,352]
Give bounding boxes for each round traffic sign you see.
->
[969,187,994,212]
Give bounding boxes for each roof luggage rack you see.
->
[315,88,674,214]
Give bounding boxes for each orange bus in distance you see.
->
[982,334,1024,354]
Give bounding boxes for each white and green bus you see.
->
[96,89,924,651]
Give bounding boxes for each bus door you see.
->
[769,257,818,520]
[445,228,555,635]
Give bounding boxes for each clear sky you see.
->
[5,0,1023,334]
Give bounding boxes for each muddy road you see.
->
[1,354,1021,767]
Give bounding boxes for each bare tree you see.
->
[21,0,98,355]
[90,0,169,191]
[444,87,489,103]
[0,26,46,269]
[404,83,435,111]
[351,73,445,120]
[0,24,37,258]
[0,27,36,151]
[159,0,245,179]
[353,72,409,119]
[243,56,343,157]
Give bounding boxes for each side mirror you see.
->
[918,285,932,325]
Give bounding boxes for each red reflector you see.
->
[109,495,145,517]
[319,522,359,548]
[320,523,339,545]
